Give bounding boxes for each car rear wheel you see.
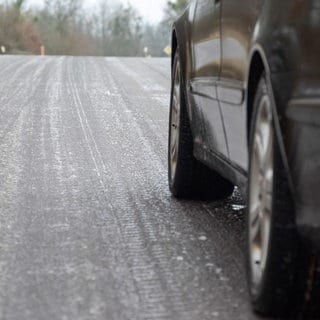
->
[168,50,234,200]
[247,74,314,316]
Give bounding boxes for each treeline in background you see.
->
[0,0,188,56]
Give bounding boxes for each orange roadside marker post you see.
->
[40,45,46,56]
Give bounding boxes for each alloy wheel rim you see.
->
[249,94,274,290]
[169,60,181,182]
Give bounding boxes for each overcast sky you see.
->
[26,0,167,23]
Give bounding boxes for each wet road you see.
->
[0,56,262,320]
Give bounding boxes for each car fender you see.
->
[246,44,294,195]
[172,7,197,123]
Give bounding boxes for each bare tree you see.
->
[0,0,164,56]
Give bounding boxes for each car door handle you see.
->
[214,0,221,4]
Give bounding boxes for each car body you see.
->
[168,0,320,316]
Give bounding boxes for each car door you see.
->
[189,0,229,157]
[218,0,265,170]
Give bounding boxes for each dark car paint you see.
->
[171,0,320,250]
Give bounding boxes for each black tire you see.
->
[247,74,313,317]
[168,49,234,200]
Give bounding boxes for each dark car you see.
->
[168,0,320,316]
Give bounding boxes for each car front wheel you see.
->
[168,49,234,200]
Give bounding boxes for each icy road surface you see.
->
[0,56,262,320]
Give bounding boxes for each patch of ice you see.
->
[215,268,222,275]
[232,204,246,211]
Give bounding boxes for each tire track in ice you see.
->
[66,57,144,319]
[0,57,53,142]
[71,57,192,319]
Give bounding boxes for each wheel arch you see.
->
[171,29,178,73]
[246,45,294,194]
[247,49,267,143]
[170,19,190,83]
[171,17,194,124]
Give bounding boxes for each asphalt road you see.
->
[0,56,263,320]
